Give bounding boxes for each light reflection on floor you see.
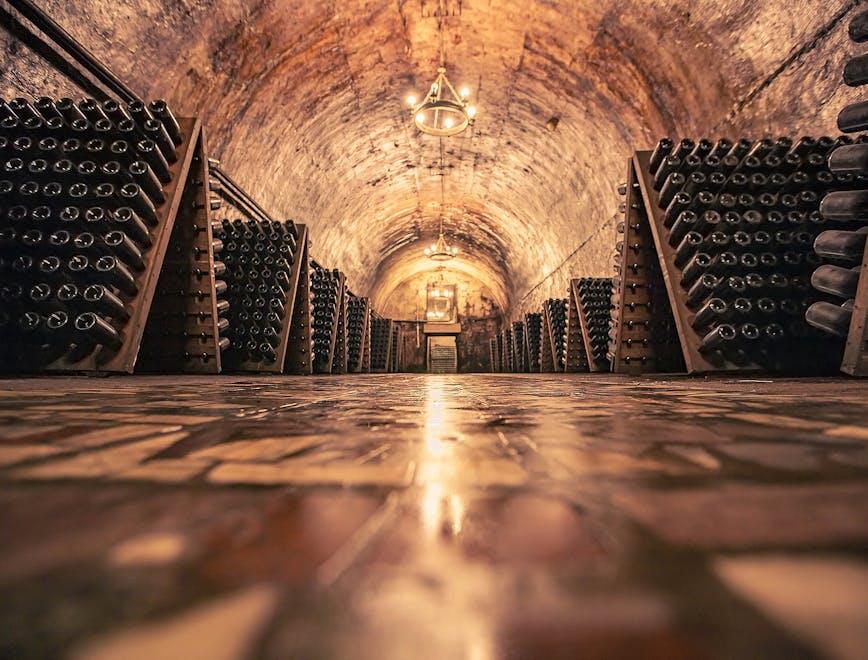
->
[351,377,494,660]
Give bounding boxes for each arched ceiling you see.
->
[1,0,853,317]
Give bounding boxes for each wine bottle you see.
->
[811,264,860,298]
[83,284,129,319]
[698,323,736,352]
[851,8,868,42]
[813,228,868,261]
[74,312,121,349]
[649,138,674,176]
[820,190,868,221]
[805,301,852,337]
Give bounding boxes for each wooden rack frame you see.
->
[282,230,313,375]
[314,272,346,374]
[610,157,684,374]
[369,318,392,373]
[633,150,837,374]
[523,313,542,373]
[574,278,614,373]
[389,322,401,372]
[541,300,567,372]
[361,314,372,373]
[138,125,224,374]
[539,307,556,372]
[31,117,202,374]
[223,225,311,375]
[842,237,868,376]
[332,278,349,374]
[494,331,504,373]
[564,282,590,372]
[347,297,371,373]
[511,321,526,373]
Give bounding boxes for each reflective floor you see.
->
[1,374,867,659]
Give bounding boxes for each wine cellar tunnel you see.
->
[3,1,859,328]
[2,1,868,658]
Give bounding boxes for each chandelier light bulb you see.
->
[406,94,417,106]
[460,86,470,98]
[444,117,454,129]
[416,111,425,123]
[467,106,477,118]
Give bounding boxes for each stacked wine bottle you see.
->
[524,312,542,372]
[511,320,526,372]
[577,277,613,370]
[564,284,588,372]
[218,217,297,367]
[369,317,391,371]
[346,294,369,372]
[332,277,349,373]
[311,266,342,371]
[0,96,185,371]
[804,11,868,375]
[389,322,400,372]
[643,135,853,371]
[543,298,568,371]
[489,336,500,372]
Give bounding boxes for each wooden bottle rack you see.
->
[361,310,372,373]
[493,331,504,373]
[511,320,526,373]
[574,277,614,372]
[539,306,555,373]
[369,317,392,373]
[633,149,840,374]
[564,282,590,372]
[389,322,401,372]
[610,158,684,374]
[0,115,203,374]
[313,271,346,374]
[821,26,868,378]
[842,231,868,376]
[331,278,349,374]
[540,299,567,372]
[523,312,542,373]
[347,295,371,373]
[281,231,313,375]
[138,125,225,373]
[220,223,311,374]
[388,319,399,372]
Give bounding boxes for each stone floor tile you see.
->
[714,555,868,660]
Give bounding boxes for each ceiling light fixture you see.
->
[406,67,476,137]
[424,228,459,261]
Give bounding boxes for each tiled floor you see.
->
[1,374,867,659]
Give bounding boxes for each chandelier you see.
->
[407,67,476,137]
[424,228,459,261]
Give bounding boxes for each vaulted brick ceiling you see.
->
[1,0,853,317]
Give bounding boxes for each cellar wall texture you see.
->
[511,0,865,319]
[0,0,860,322]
